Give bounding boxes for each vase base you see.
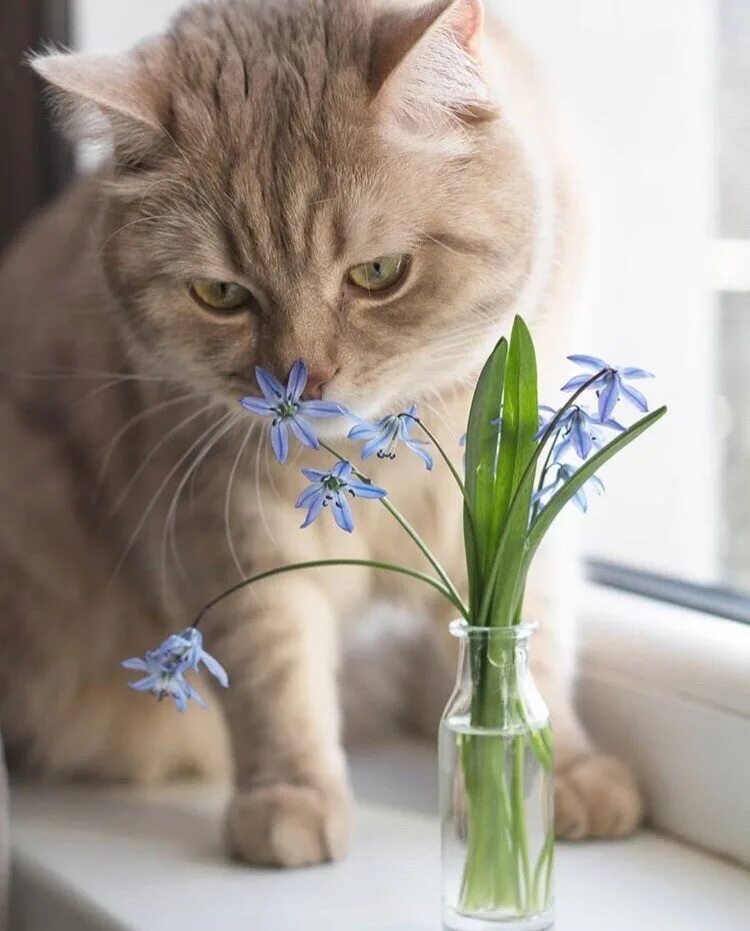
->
[442,906,554,931]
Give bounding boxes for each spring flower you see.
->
[532,463,605,514]
[122,627,228,711]
[125,665,206,712]
[537,405,624,460]
[347,405,433,470]
[295,460,387,532]
[240,361,343,463]
[562,355,654,421]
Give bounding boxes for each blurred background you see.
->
[0,0,748,620]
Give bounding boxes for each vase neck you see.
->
[446,621,545,731]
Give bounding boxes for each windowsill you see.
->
[577,584,750,866]
[9,741,750,931]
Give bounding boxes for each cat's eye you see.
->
[346,254,410,294]
[190,279,253,314]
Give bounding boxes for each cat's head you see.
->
[33,0,537,426]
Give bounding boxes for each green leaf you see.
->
[487,317,538,568]
[483,317,538,627]
[464,337,507,611]
[521,406,668,582]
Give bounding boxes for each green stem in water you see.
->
[193,558,462,626]
[511,735,531,910]
[531,828,555,912]
[319,440,469,619]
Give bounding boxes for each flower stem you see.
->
[409,415,479,551]
[410,416,467,497]
[319,441,469,619]
[531,433,561,522]
[192,558,464,627]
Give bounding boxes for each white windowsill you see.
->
[9,740,750,931]
[578,584,750,866]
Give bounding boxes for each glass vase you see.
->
[439,620,554,931]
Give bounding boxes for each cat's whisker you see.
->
[108,402,218,517]
[162,411,240,599]
[422,232,460,256]
[133,175,230,232]
[72,377,148,409]
[97,214,175,257]
[109,409,229,588]
[0,367,179,384]
[263,434,283,502]
[224,421,256,580]
[254,425,278,545]
[98,392,199,484]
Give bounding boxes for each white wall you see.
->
[74,0,719,581]
[494,0,718,580]
[75,0,184,52]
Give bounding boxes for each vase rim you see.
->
[448,618,538,639]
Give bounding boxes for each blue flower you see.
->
[295,460,387,532]
[240,360,343,463]
[122,627,228,712]
[532,463,605,514]
[562,355,654,421]
[347,405,433,470]
[537,404,624,460]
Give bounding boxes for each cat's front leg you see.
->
[207,574,353,867]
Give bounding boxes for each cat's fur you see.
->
[0,0,642,865]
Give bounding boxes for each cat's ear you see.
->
[370,0,496,142]
[30,43,170,165]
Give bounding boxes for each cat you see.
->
[0,0,642,866]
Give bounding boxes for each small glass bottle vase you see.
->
[440,621,554,931]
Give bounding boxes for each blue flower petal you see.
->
[347,480,388,499]
[240,396,276,416]
[568,354,608,370]
[620,382,649,412]
[620,367,654,380]
[299,400,344,418]
[129,674,160,692]
[271,421,289,463]
[405,439,433,470]
[600,417,627,433]
[570,415,593,459]
[288,416,320,450]
[301,467,328,482]
[560,374,595,393]
[331,460,352,481]
[572,488,588,512]
[301,495,325,528]
[185,682,207,709]
[121,657,148,671]
[296,482,323,508]
[255,367,285,403]
[597,376,620,420]
[332,493,354,532]
[200,650,229,688]
[360,434,387,460]
[286,360,308,402]
[348,421,380,441]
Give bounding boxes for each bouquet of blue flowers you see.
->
[123,315,664,923]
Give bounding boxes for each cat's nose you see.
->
[301,365,338,401]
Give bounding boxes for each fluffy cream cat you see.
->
[0,0,642,866]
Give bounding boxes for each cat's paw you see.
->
[554,754,643,840]
[225,783,353,868]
